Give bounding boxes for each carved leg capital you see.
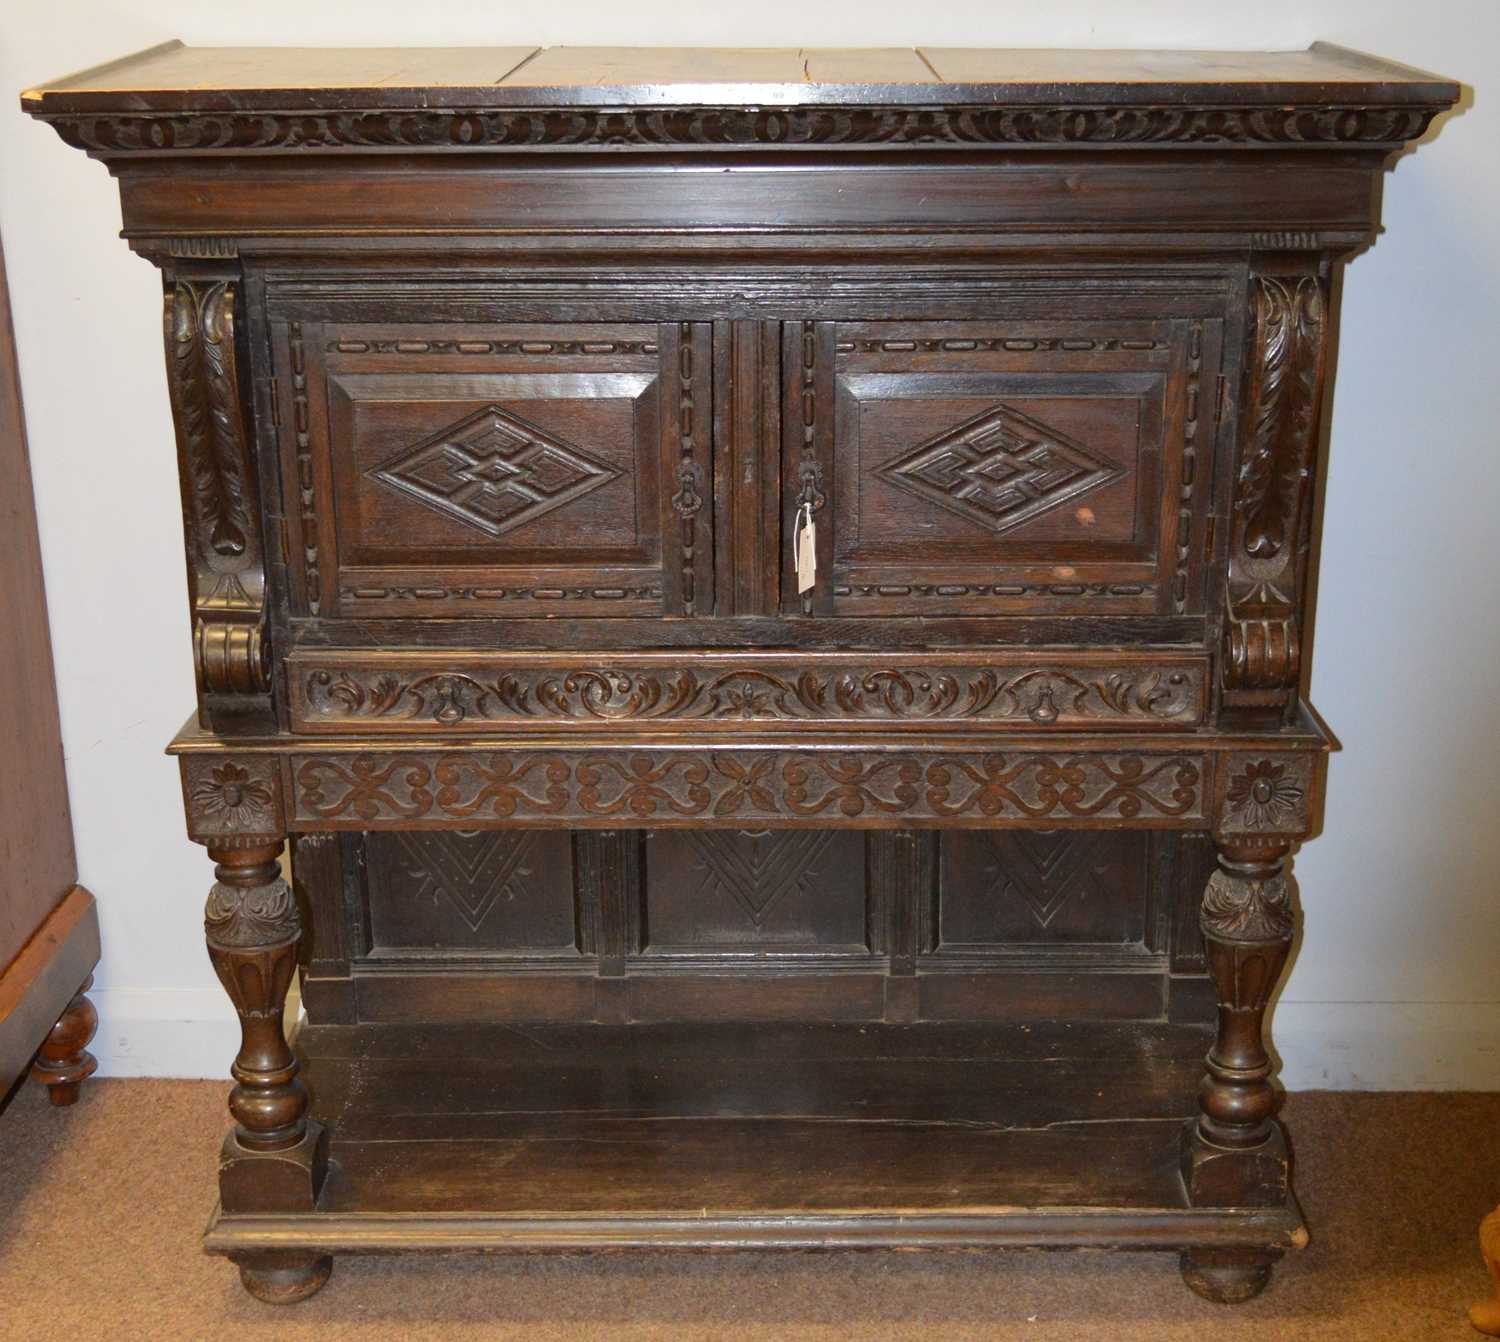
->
[30,976,98,1106]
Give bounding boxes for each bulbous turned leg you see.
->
[205,841,330,1303]
[1471,1204,1500,1334]
[1195,841,1295,1152]
[1180,840,1297,1301]
[1181,1248,1277,1304]
[31,975,99,1106]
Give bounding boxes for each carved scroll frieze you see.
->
[1223,271,1329,707]
[182,755,285,848]
[40,103,1447,156]
[291,659,1207,730]
[289,748,1207,827]
[164,278,270,703]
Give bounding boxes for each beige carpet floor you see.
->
[0,1080,1496,1340]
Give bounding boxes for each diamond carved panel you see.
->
[682,830,837,927]
[982,830,1109,928]
[877,403,1123,534]
[369,403,621,537]
[392,830,541,932]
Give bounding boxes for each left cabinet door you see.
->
[271,319,712,619]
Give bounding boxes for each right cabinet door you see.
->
[783,319,1221,622]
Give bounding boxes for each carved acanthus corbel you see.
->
[1222,269,1329,714]
[163,276,270,716]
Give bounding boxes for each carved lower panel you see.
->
[163,277,270,709]
[288,748,1207,827]
[289,655,1208,732]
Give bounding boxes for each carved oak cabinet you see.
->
[23,41,1457,1306]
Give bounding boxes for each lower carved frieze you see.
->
[288,748,1208,826]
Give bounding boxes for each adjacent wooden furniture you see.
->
[22,40,1457,1306]
[0,235,100,1108]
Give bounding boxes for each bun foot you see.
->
[1180,1249,1275,1304]
[31,979,98,1106]
[234,1252,333,1304]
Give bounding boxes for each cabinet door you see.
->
[782,319,1219,621]
[274,320,711,619]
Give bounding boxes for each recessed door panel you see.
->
[274,320,712,618]
[784,320,1219,621]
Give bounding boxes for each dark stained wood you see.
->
[0,234,100,1106]
[18,39,1455,1306]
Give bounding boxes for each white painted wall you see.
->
[1,3,1494,1087]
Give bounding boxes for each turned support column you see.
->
[204,840,330,1303]
[1196,840,1296,1150]
[1180,839,1298,1304]
[205,842,307,1151]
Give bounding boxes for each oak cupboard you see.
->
[21,40,1458,1306]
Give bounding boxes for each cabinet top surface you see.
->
[23,40,1457,111]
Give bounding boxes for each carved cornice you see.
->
[37,103,1446,156]
[291,660,1207,731]
[1223,271,1328,705]
[163,278,270,703]
[289,749,1206,827]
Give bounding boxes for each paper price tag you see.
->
[795,506,816,594]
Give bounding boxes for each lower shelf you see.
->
[204,1020,1305,1256]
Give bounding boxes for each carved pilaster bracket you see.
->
[1222,270,1329,713]
[163,277,271,714]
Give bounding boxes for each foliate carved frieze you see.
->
[289,749,1207,827]
[163,278,270,700]
[1215,753,1316,838]
[182,755,285,846]
[1223,272,1328,703]
[292,661,1206,730]
[40,103,1446,156]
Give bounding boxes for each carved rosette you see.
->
[1223,270,1329,712]
[1215,753,1315,839]
[182,755,284,848]
[163,277,270,710]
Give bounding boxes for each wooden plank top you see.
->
[22,40,1459,113]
